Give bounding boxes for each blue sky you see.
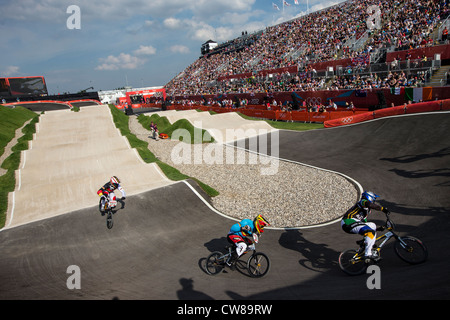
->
[0,0,342,94]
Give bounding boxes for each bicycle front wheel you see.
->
[106,212,113,229]
[247,252,270,278]
[394,236,427,264]
[338,249,367,276]
[205,251,226,275]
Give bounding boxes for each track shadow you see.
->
[388,168,450,184]
[278,229,339,273]
[380,146,450,164]
[204,237,228,253]
[176,278,214,300]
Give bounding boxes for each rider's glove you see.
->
[121,197,126,200]
[382,207,390,215]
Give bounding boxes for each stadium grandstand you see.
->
[164,0,450,112]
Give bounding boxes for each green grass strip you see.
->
[109,104,158,163]
[0,105,39,228]
[137,113,214,144]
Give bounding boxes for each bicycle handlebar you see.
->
[384,215,395,231]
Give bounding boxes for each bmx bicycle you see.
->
[205,233,270,278]
[99,194,121,229]
[338,213,428,276]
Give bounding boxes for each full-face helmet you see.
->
[254,214,270,234]
[110,176,120,187]
[361,191,379,204]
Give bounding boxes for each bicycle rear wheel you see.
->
[205,251,226,275]
[338,249,367,276]
[247,252,270,278]
[394,236,427,264]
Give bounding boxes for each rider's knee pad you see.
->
[363,231,375,239]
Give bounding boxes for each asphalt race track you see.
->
[0,110,449,300]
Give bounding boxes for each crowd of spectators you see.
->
[165,0,449,97]
[329,70,427,90]
[366,0,448,52]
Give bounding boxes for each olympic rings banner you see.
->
[324,100,450,128]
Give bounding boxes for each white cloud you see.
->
[161,18,235,42]
[134,45,157,55]
[144,20,154,27]
[96,44,157,70]
[1,66,20,76]
[163,17,183,29]
[192,25,234,42]
[96,53,146,70]
[170,45,190,54]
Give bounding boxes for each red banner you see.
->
[276,111,292,121]
[441,99,450,111]
[239,109,277,120]
[324,100,449,127]
[405,101,441,114]
[324,112,375,128]
[373,106,405,118]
